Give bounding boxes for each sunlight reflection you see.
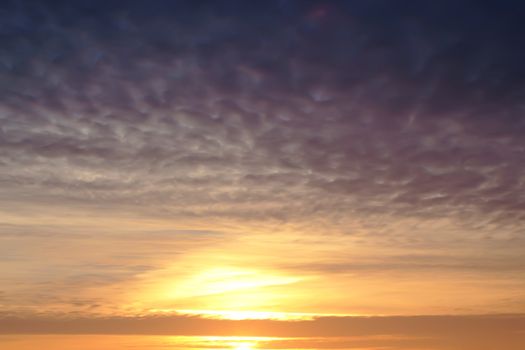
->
[164,336,279,350]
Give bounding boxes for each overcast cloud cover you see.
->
[1,0,525,323]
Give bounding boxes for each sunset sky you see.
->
[1,1,525,349]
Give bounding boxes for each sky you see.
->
[0,0,525,349]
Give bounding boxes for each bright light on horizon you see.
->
[147,308,363,320]
[232,342,256,350]
[177,309,316,320]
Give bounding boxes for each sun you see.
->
[176,309,316,320]
[232,342,255,350]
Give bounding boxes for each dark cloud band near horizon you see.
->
[2,313,524,337]
[1,313,525,350]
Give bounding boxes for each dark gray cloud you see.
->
[1,313,525,350]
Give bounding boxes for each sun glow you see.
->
[148,308,362,321]
[175,309,317,320]
[174,267,300,297]
[142,266,304,314]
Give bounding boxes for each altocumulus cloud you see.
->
[1,0,525,233]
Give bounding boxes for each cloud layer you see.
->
[1,0,524,318]
[2,314,525,350]
[2,0,524,227]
